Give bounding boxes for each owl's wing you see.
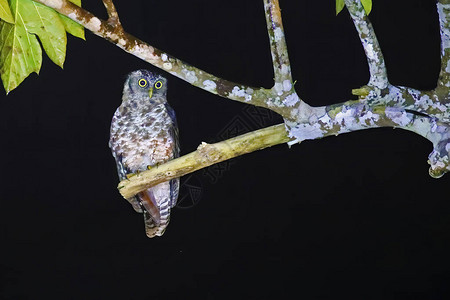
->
[113,154,144,213]
[165,103,180,208]
[138,106,180,237]
[165,103,179,156]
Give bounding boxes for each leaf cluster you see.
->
[0,0,84,93]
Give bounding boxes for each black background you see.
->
[1,0,450,299]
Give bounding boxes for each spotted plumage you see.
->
[109,70,179,238]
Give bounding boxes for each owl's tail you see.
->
[138,188,171,238]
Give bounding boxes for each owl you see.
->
[109,70,179,238]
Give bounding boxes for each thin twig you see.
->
[119,99,449,199]
[263,0,293,85]
[262,0,313,123]
[344,0,389,89]
[102,0,122,29]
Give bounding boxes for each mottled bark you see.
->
[285,0,450,178]
[345,0,388,89]
[33,0,300,118]
[102,0,121,29]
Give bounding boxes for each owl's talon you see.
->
[126,173,136,179]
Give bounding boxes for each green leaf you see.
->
[58,15,84,39]
[361,0,372,15]
[0,0,14,23]
[0,0,42,93]
[0,0,85,93]
[58,0,84,39]
[336,0,345,15]
[20,0,67,67]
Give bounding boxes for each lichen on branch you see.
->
[344,0,388,89]
[33,0,304,119]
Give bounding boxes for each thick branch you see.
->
[345,0,389,89]
[119,124,290,199]
[356,85,449,121]
[285,101,450,178]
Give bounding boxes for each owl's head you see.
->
[124,69,168,103]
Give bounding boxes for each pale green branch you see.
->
[119,124,290,199]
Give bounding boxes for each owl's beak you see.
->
[148,87,153,99]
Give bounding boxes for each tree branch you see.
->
[33,0,304,119]
[284,100,450,178]
[119,99,450,198]
[260,0,312,123]
[119,124,290,199]
[345,0,389,89]
[263,0,293,85]
[437,1,450,96]
[102,0,122,29]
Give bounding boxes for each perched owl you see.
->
[109,70,179,238]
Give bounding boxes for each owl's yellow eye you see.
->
[154,80,163,89]
[138,78,148,88]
